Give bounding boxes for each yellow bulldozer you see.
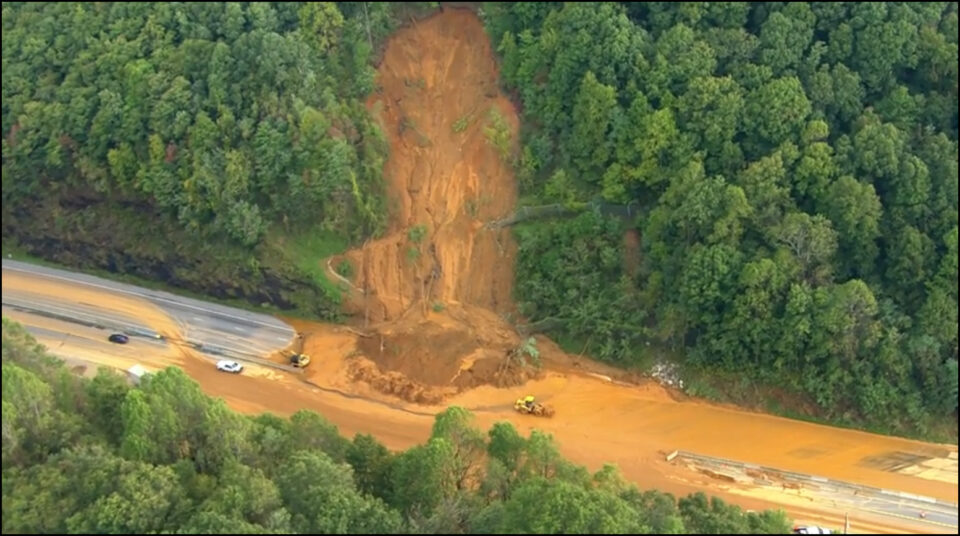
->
[514,395,554,417]
[289,352,311,368]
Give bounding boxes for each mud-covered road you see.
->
[4,260,957,534]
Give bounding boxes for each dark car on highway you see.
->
[108,333,129,344]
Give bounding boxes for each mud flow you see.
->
[321,9,534,398]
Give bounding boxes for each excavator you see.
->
[514,395,555,417]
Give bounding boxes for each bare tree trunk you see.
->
[518,317,563,335]
[361,2,374,49]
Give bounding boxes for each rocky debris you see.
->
[650,360,684,390]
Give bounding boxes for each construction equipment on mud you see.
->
[289,352,311,368]
[514,395,554,417]
[288,332,311,368]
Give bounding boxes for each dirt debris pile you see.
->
[356,319,479,387]
[347,359,450,405]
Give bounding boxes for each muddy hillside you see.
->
[318,9,536,398]
[335,9,518,322]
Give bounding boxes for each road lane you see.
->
[2,259,295,363]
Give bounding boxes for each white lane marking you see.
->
[3,297,146,331]
[9,302,266,358]
[4,263,292,334]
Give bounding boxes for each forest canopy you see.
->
[1,2,414,245]
[484,2,958,435]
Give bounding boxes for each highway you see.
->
[2,259,296,367]
[2,258,957,535]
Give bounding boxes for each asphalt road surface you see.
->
[2,259,295,365]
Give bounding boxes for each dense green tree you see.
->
[820,175,882,279]
[883,225,935,310]
[66,462,189,534]
[430,407,487,491]
[736,151,792,234]
[86,370,132,446]
[118,367,250,474]
[743,76,812,154]
[570,72,618,177]
[346,433,395,501]
[288,410,351,463]
[496,477,647,533]
[191,460,290,531]
[650,23,718,98]
[758,3,815,75]
[277,451,401,534]
[389,438,458,518]
[676,76,744,173]
[2,446,127,533]
[680,491,791,534]
[792,126,838,208]
[774,212,838,285]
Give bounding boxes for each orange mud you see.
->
[345,8,518,320]
[321,8,525,392]
[357,317,478,386]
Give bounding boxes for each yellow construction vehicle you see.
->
[289,332,311,368]
[289,353,311,368]
[513,395,554,417]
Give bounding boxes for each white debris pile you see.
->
[650,361,684,389]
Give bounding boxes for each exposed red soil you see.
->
[315,9,535,397]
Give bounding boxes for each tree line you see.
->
[482,2,958,435]
[2,318,794,534]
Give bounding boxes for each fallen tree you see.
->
[486,200,641,229]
